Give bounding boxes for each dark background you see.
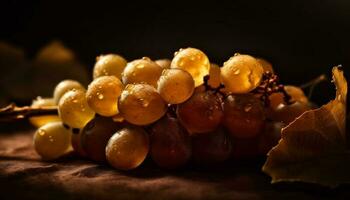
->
[0,0,349,105]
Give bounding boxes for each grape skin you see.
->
[256,58,274,73]
[93,54,127,80]
[81,116,123,162]
[29,97,60,127]
[223,94,265,139]
[221,54,263,94]
[176,90,223,134]
[150,115,191,169]
[155,59,171,69]
[171,48,210,87]
[86,76,124,117]
[106,126,149,170]
[157,69,195,104]
[118,83,167,125]
[58,89,95,128]
[122,57,163,88]
[33,122,72,160]
[53,79,85,104]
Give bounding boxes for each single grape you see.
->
[71,128,87,157]
[150,115,191,169]
[256,58,274,73]
[122,57,163,88]
[268,85,308,110]
[171,47,210,87]
[93,54,127,80]
[157,69,195,104]
[29,97,60,127]
[176,90,223,134]
[58,89,95,128]
[106,126,149,170]
[258,121,283,155]
[220,54,263,94]
[118,83,167,125]
[155,58,171,69]
[271,101,311,124]
[81,116,123,162]
[86,76,124,117]
[53,79,85,104]
[192,128,232,164]
[208,63,221,88]
[33,121,72,160]
[223,94,265,139]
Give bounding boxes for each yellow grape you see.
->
[53,79,85,104]
[220,54,263,94]
[58,89,95,128]
[155,58,171,69]
[118,83,167,125]
[269,85,308,109]
[106,126,149,170]
[29,97,60,127]
[33,121,72,160]
[256,57,274,73]
[157,69,195,104]
[208,63,221,88]
[93,54,127,80]
[171,47,210,87]
[122,57,163,88]
[86,76,124,116]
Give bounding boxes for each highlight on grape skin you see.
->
[86,76,124,117]
[122,57,163,88]
[171,47,210,87]
[93,54,127,80]
[33,121,72,160]
[58,89,95,128]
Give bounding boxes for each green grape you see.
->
[122,57,163,88]
[176,90,223,134]
[208,63,221,88]
[81,116,123,162]
[171,47,210,87]
[86,76,124,117]
[58,89,95,128]
[256,58,274,73]
[155,59,171,69]
[106,126,149,170]
[93,54,127,80]
[29,96,60,127]
[223,94,265,139]
[118,83,167,125]
[157,69,195,104]
[150,115,191,169]
[33,121,72,160]
[192,128,232,164]
[53,79,85,104]
[220,54,263,94]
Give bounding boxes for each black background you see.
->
[1,0,349,105]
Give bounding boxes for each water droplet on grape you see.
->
[137,64,145,69]
[233,68,240,75]
[234,53,240,56]
[98,94,104,100]
[38,129,46,136]
[244,105,252,112]
[142,57,151,61]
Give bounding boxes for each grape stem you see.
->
[251,71,293,106]
[0,103,58,122]
[299,74,327,99]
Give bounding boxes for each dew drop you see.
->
[98,94,104,100]
[38,129,46,136]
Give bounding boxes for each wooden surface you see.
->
[0,126,349,200]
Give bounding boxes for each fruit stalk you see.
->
[0,103,58,122]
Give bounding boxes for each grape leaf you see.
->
[262,67,349,188]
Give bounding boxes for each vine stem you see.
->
[0,103,58,122]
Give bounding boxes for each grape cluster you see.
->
[31,48,313,170]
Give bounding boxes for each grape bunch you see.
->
[31,48,313,170]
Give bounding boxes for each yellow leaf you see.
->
[262,66,349,187]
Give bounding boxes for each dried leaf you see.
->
[262,66,349,187]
